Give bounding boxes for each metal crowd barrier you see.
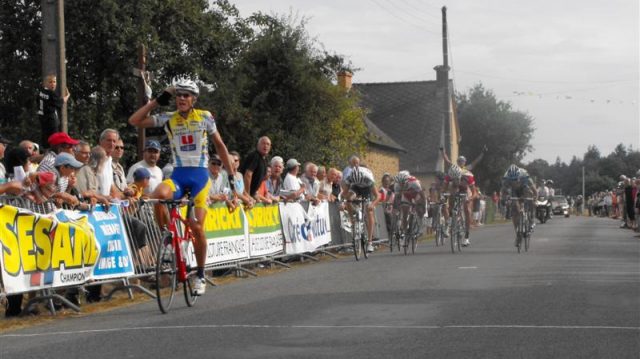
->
[0,196,393,316]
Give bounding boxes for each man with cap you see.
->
[38,132,79,195]
[0,134,11,181]
[126,139,163,194]
[207,153,232,205]
[50,152,83,207]
[281,158,306,202]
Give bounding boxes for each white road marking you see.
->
[458,266,478,269]
[2,324,638,338]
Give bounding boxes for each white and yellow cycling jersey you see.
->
[152,109,216,168]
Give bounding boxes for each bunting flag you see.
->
[510,91,636,105]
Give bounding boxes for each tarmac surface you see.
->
[1,216,639,358]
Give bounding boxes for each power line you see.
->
[367,0,440,35]
[405,0,442,15]
[454,69,637,85]
[393,0,441,25]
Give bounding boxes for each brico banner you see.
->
[279,201,331,255]
[203,202,250,265]
[0,204,100,294]
[246,203,283,257]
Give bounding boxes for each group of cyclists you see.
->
[128,78,540,298]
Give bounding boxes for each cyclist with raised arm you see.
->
[442,164,478,246]
[440,145,487,172]
[128,80,236,296]
[340,166,380,253]
[393,171,427,243]
[500,164,537,246]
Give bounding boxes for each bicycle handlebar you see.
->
[140,198,194,206]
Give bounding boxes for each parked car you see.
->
[551,195,570,217]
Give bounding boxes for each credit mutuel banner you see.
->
[279,201,331,255]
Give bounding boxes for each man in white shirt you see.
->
[126,140,164,194]
[300,162,320,205]
[281,158,305,202]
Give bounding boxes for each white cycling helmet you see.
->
[448,164,463,180]
[175,79,200,96]
[349,167,373,186]
[394,170,411,185]
[457,155,467,165]
[504,164,520,180]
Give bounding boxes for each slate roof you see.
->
[354,81,447,175]
[364,117,406,152]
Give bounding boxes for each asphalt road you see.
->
[1,216,639,359]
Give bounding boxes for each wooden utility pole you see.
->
[57,0,68,132]
[441,6,451,156]
[41,0,68,131]
[135,44,148,160]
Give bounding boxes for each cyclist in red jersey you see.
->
[442,164,478,246]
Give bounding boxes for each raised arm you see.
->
[128,100,159,128]
[467,146,488,171]
[439,147,452,166]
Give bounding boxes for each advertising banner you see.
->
[203,202,250,265]
[280,201,331,254]
[0,204,100,294]
[246,203,283,257]
[77,204,135,279]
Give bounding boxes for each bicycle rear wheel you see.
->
[155,232,177,314]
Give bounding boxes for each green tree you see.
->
[0,0,42,136]
[206,13,366,166]
[1,2,362,168]
[456,84,534,192]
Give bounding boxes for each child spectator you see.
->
[129,167,151,199]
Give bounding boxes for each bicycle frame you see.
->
[166,202,195,282]
[511,197,533,252]
[346,198,370,260]
[449,192,467,253]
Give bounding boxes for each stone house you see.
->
[339,68,461,187]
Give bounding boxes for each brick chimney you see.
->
[337,71,353,92]
[434,65,450,87]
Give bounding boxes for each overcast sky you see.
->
[232,0,639,164]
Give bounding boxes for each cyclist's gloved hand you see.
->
[155,86,176,106]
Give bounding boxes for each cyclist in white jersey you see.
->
[340,166,380,252]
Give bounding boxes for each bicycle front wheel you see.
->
[411,222,418,254]
[361,231,369,259]
[389,217,397,253]
[183,272,198,307]
[449,216,456,254]
[155,234,177,314]
[353,223,362,261]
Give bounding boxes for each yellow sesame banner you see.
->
[0,204,100,294]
